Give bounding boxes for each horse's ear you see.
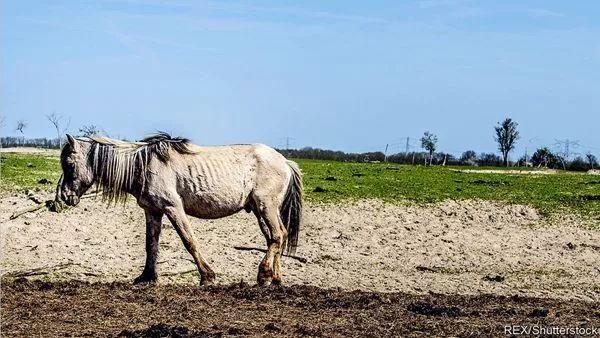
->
[66,134,76,148]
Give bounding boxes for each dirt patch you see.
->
[1,195,599,301]
[2,279,599,337]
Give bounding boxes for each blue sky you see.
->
[1,0,599,158]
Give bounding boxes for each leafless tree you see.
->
[16,120,27,134]
[494,118,519,167]
[78,124,102,137]
[46,113,71,148]
[586,152,597,170]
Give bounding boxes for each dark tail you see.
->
[280,160,303,255]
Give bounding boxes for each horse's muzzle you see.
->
[62,194,80,206]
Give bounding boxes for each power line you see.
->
[285,136,296,150]
[554,139,580,159]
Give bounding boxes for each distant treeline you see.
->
[277,147,598,172]
[1,136,61,149]
[277,147,503,166]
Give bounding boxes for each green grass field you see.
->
[298,159,600,220]
[0,153,61,193]
[1,153,599,223]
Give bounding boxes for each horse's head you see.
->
[59,134,95,206]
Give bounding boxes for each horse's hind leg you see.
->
[251,206,271,246]
[164,205,216,286]
[272,226,287,285]
[256,203,287,286]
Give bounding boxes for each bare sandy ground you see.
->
[0,147,60,156]
[1,193,599,302]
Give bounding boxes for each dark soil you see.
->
[2,278,599,337]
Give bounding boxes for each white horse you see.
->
[58,133,302,286]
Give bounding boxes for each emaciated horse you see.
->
[58,133,302,286]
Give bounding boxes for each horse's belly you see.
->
[182,190,246,219]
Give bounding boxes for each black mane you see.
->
[139,132,196,162]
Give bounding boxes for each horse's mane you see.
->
[85,132,196,203]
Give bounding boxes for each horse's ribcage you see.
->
[177,153,252,218]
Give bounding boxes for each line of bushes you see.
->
[1,137,61,149]
[277,147,598,171]
[277,147,505,166]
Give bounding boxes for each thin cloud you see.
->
[418,0,472,9]
[525,8,565,18]
[203,1,391,25]
[96,1,391,25]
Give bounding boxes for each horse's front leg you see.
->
[134,209,163,284]
[164,204,216,286]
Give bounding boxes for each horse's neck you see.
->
[92,147,145,200]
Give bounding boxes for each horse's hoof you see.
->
[200,278,214,287]
[133,274,157,285]
[200,272,216,286]
[257,279,272,287]
[257,273,273,286]
[271,278,282,286]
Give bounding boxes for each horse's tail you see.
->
[280,160,303,255]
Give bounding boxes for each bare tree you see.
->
[16,120,27,134]
[46,113,71,148]
[420,131,438,165]
[78,124,102,137]
[586,152,597,170]
[494,118,519,167]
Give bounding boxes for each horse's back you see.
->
[190,143,289,174]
